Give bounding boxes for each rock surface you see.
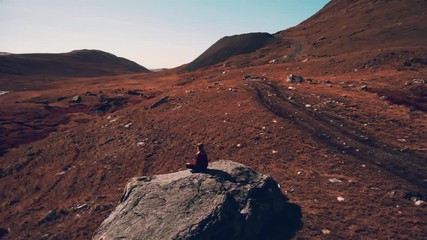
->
[287,74,303,84]
[93,160,302,240]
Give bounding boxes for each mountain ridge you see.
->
[0,49,150,78]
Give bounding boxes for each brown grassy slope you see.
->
[183,32,277,71]
[216,0,427,70]
[0,65,426,239]
[0,0,426,239]
[0,49,149,78]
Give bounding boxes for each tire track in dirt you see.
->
[246,79,427,190]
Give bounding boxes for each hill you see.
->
[0,49,150,77]
[183,32,277,71]
[185,0,427,70]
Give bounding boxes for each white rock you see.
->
[337,196,345,202]
[322,229,331,235]
[329,178,343,183]
[0,91,10,96]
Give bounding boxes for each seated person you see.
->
[186,143,208,172]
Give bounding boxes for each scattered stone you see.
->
[360,85,368,90]
[318,36,326,41]
[0,91,10,96]
[329,178,343,183]
[185,90,194,94]
[397,138,406,142]
[124,123,132,128]
[71,95,82,103]
[236,143,242,148]
[406,78,426,85]
[56,171,67,176]
[322,229,331,235]
[272,150,278,154]
[302,58,309,63]
[287,74,303,83]
[337,196,345,202]
[93,160,302,240]
[414,200,426,206]
[74,203,88,211]
[150,96,169,109]
[412,79,426,84]
[109,118,118,123]
[137,142,145,147]
[288,87,296,90]
[269,59,278,64]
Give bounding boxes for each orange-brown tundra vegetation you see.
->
[0,0,426,239]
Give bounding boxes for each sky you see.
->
[0,0,329,69]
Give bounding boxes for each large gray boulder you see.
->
[93,160,302,240]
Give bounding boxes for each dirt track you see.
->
[246,78,427,191]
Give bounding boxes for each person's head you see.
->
[197,143,205,151]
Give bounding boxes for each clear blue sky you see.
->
[0,0,329,69]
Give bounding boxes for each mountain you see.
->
[275,0,427,56]
[183,32,277,71]
[0,49,150,77]
[184,0,427,70]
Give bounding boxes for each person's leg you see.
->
[186,163,196,170]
